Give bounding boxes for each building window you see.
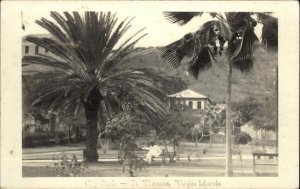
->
[45,48,49,53]
[35,46,39,54]
[188,101,193,109]
[197,101,202,109]
[25,46,29,54]
[179,100,183,110]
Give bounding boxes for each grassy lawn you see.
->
[23,143,255,160]
[23,165,227,177]
[22,142,86,154]
[23,159,278,177]
[23,142,278,177]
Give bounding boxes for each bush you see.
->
[23,132,56,147]
[212,127,220,134]
[118,134,148,177]
[235,132,252,144]
[56,132,68,145]
[23,133,34,147]
[46,152,88,177]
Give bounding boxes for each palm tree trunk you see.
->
[275,65,278,154]
[83,87,102,162]
[226,63,233,176]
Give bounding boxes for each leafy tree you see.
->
[232,97,263,123]
[22,12,166,162]
[157,112,193,163]
[105,89,150,176]
[187,123,210,161]
[160,12,277,176]
[232,96,276,132]
[203,104,220,148]
[118,134,148,177]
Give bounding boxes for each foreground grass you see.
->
[23,159,278,177]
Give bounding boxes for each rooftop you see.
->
[168,89,209,99]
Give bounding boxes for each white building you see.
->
[168,89,212,111]
[22,34,52,57]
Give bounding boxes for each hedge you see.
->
[22,132,68,147]
[234,132,252,144]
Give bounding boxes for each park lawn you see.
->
[22,142,277,177]
[22,142,86,154]
[23,143,254,160]
[22,165,226,177]
[23,159,277,177]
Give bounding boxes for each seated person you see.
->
[142,142,162,165]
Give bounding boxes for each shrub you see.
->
[46,153,88,177]
[23,132,56,147]
[235,132,252,144]
[23,133,34,147]
[212,127,220,134]
[56,132,68,145]
[118,134,148,177]
[41,133,56,146]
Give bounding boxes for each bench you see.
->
[136,148,175,165]
[251,139,278,174]
[252,152,278,173]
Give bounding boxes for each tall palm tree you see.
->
[161,12,277,176]
[22,11,167,162]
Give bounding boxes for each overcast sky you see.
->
[22,11,264,48]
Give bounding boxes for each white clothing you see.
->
[143,145,162,164]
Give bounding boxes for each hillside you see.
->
[120,47,278,103]
[22,46,277,105]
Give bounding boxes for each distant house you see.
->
[22,34,60,75]
[168,89,212,111]
[22,34,53,57]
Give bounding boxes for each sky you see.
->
[22,11,264,48]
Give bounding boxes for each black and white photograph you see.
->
[1,1,299,189]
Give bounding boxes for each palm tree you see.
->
[160,12,277,176]
[22,11,166,162]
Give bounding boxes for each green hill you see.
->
[120,47,278,103]
[23,46,277,105]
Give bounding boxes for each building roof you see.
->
[168,89,209,99]
[22,34,52,43]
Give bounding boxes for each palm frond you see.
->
[161,20,221,79]
[228,23,259,72]
[99,71,167,121]
[24,37,89,79]
[31,12,142,74]
[163,12,203,25]
[256,13,278,50]
[215,20,232,41]
[223,12,260,72]
[96,28,147,78]
[160,32,195,68]
[225,12,253,27]
[22,56,73,72]
[187,47,213,79]
[24,11,166,125]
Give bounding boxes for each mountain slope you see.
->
[120,47,278,103]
